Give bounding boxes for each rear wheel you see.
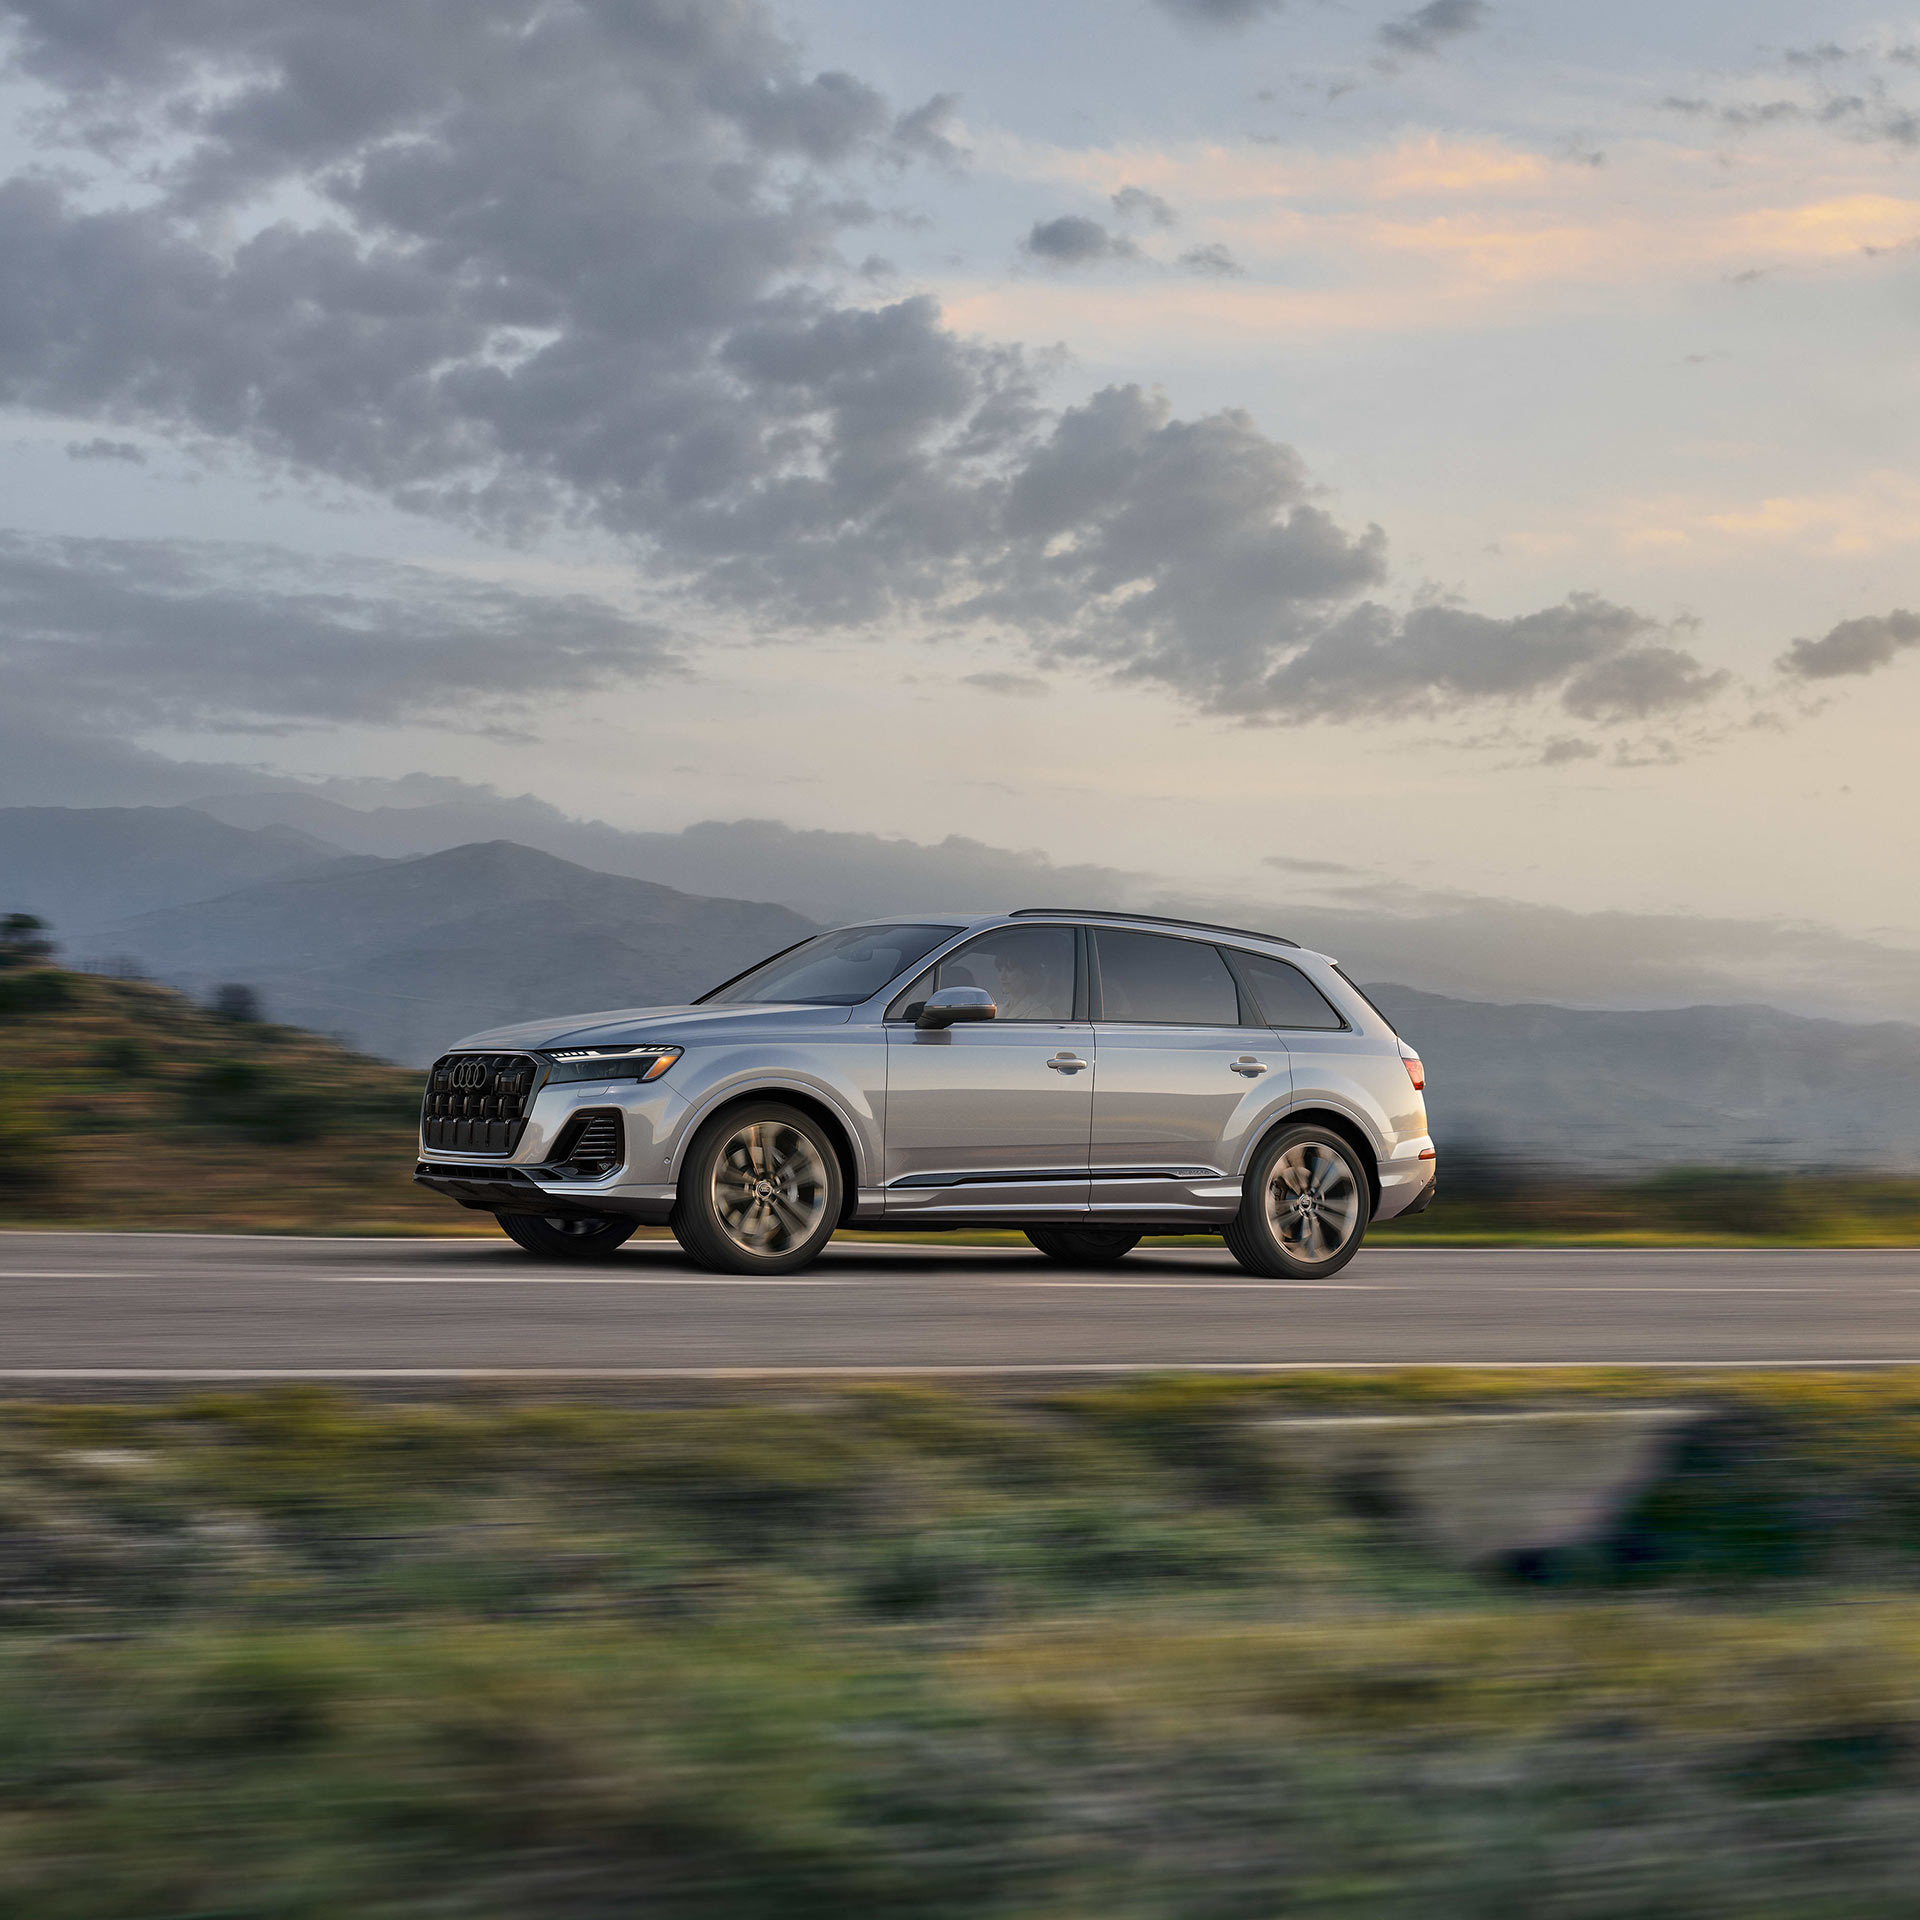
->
[671,1102,843,1275]
[1223,1125,1369,1278]
[1025,1227,1141,1268]
[496,1211,638,1260]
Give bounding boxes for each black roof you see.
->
[1010,908,1299,948]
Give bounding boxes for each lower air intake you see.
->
[554,1110,624,1178]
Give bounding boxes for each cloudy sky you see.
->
[2,0,1917,947]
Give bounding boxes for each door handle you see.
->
[1231,1057,1268,1076]
[1047,1052,1088,1073]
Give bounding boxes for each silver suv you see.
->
[415,910,1435,1277]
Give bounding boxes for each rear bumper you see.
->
[1373,1144,1437,1222]
[414,1162,675,1224]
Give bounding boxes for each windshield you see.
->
[700,924,962,1006]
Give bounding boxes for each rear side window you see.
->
[1094,930,1240,1026]
[1232,951,1346,1030]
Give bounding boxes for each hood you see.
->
[446,1001,854,1053]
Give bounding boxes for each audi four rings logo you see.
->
[450,1058,489,1090]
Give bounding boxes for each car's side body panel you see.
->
[883,1019,1095,1216]
[1086,1022,1290,1222]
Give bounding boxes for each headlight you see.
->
[541,1045,682,1084]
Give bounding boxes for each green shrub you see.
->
[184,1057,332,1144]
[0,1074,64,1198]
[0,969,75,1018]
[90,1035,153,1075]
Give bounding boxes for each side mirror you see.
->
[917,986,996,1029]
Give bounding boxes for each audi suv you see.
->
[415,909,1435,1277]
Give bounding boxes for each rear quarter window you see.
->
[1231,951,1346,1030]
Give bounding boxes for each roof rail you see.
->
[1010,907,1299,948]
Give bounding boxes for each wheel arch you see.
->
[673,1084,864,1225]
[1251,1105,1382,1215]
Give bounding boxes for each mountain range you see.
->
[4,802,1917,1168]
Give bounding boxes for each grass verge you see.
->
[6,1373,1920,1914]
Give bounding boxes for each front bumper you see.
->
[414,1161,676,1223]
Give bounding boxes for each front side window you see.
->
[890,924,1077,1022]
[702,923,960,1005]
[1094,930,1240,1026]
[1233,951,1345,1030]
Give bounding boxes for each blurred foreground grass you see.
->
[10,1372,1920,1914]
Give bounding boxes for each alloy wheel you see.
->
[709,1120,831,1256]
[1261,1140,1362,1265]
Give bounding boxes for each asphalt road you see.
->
[3,1230,1920,1378]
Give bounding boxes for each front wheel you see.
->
[496,1211,638,1260]
[1223,1125,1369,1278]
[1025,1227,1141,1268]
[671,1103,843,1275]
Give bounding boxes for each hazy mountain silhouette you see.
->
[91,839,817,1064]
[0,806,352,942]
[1371,984,1920,1169]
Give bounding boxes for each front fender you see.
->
[664,1060,880,1188]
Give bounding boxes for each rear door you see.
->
[883,923,1094,1217]
[1088,928,1287,1223]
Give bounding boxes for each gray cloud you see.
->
[962,385,1390,704]
[1538,735,1602,765]
[0,0,1732,742]
[1662,82,1920,148]
[1150,0,1286,27]
[1178,242,1244,276]
[1262,854,1359,875]
[1379,0,1489,58]
[65,437,145,463]
[1237,595,1719,723]
[1112,186,1177,227]
[0,531,674,731]
[1778,610,1920,679]
[890,93,967,169]
[962,670,1051,697]
[1560,645,1728,720]
[1023,214,1136,265]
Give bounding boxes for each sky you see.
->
[1,0,1918,954]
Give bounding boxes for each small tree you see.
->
[0,913,55,971]
[213,982,263,1024]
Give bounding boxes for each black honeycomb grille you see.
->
[421,1053,540,1154]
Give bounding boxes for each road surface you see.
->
[3,1231,1919,1379]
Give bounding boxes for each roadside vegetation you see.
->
[7,1372,1920,1914]
[0,948,450,1234]
[1377,1153,1920,1247]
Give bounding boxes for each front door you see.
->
[1088,927,1285,1222]
[884,924,1093,1216]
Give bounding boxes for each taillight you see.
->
[1401,1052,1425,1092]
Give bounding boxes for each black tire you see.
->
[671,1101,844,1275]
[496,1211,638,1260]
[1223,1124,1370,1278]
[1025,1227,1141,1267]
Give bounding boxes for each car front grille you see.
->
[421,1052,540,1154]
